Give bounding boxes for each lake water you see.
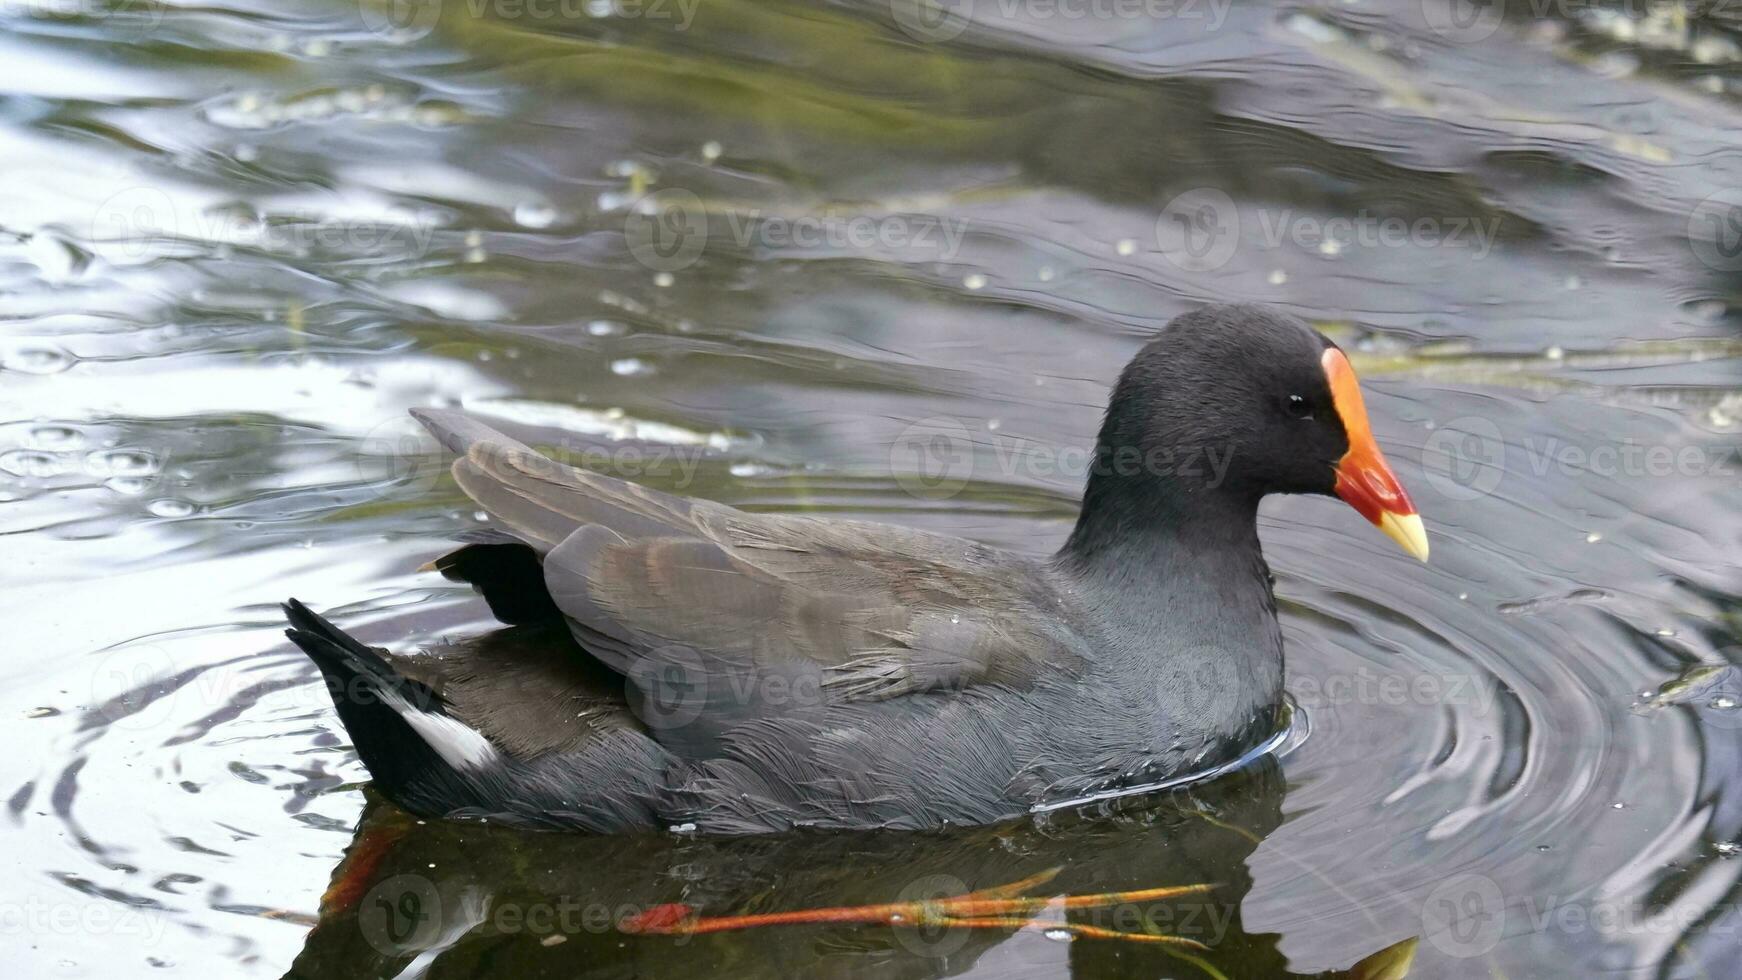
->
[3,1,1742,977]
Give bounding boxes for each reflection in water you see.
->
[1,0,1741,977]
[286,765,1410,979]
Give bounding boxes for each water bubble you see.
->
[587,320,627,337]
[88,449,158,478]
[4,348,73,375]
[1586,532,1603,544]
[1318,239,1344,257]
[1707,394,1742,429]
[1037,266,1054,282]
[1712,695,1739,711]
[30,425,83,451]
[701,141,722,162]
[1716,841,1740,857]
[653,272,675,288]
[105,477,151,495]
[147,499,195,518]
[1268,269,1288,285]
[1115,238,1136,256]
[963,273,987,290]
[1043,928,1074,942]
[611,358,654,377]
[0,450,63,478]
[1544,346,1564,360]
[513,202,557,230]
[729,462,773,478]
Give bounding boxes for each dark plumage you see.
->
[285,304,1425,833]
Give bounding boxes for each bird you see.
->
[284,304,1427,834]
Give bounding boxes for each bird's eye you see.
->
[1285,394,1312,420]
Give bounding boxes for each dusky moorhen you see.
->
[285,304,1426,833]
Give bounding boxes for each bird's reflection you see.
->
[286,759,1413,978]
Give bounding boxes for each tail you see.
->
[409,407,531,457]
[284,599,502,818]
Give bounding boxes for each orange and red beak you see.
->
[1322,348,1429,561]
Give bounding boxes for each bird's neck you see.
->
[1051,463,1283,749]
[1057,458,1264,573]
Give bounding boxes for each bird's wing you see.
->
[413,409,1088,708]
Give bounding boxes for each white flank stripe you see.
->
[377,688,499,771]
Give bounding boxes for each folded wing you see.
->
[412,409,1088,751]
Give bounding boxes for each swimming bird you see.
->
[285,304,1426,834]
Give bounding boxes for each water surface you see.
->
[4,2,1742,977]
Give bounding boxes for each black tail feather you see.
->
[284,599,492,817]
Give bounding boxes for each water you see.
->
[3,1,1741,976]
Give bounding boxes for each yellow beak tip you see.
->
[1378,511,1429,562]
